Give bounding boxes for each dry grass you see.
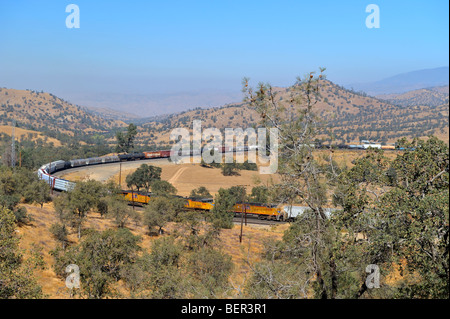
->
[135,80,449,146]
[19,200,410,299]
[18,149,410,298]
[0,125,62,147]
[0,88,126,136]
[17,203,72,299]
[58,150,385,197]
[16,201,287,299]
[59,156,280,197]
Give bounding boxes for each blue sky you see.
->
[0,0,448,98]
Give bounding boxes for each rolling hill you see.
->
[1,78,448,150]
[0,88,126,139]
[376,85,449,107]
[0,125,63,147]
[135,79,449,146]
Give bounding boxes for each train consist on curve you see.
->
[37,148,288,221]
[37,146,258,192]
[37,142,401,221]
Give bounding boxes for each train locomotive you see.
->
[121,190,287,221]
[37,142,403,221]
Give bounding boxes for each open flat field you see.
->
[56,149,398,197]
[57,156,279,197]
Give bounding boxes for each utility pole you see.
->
[245,199,248,226]
[17,138,21,168]
[11,120,15,168]
[239,202,248,243]
[119,162,122,187]
[237,184,249,243]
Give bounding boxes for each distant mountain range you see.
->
[71,67,449,120]
[348,66,449,96]
[1,71,448,148]
[65,90,243,119]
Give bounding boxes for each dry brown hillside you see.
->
[2,81,447,149]
[18,201,287,298]
[376,85,449,107]
[0,125,62,147]
[0,88,126,137]
[136,80,449,146]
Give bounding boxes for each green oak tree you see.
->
[115,123,138,153]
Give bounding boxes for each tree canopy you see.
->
[115,123,138,154]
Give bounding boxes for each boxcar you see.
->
[144,151,161,159]
[159,150,171,158]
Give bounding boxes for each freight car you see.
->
[143,151,162,159]
[38,143,405,202]
[159,150,172,158]
[38,163,76,192]
[220,146,234,153]
[68,155,120,168]
[282,205,335,221]
[47,160,66,173]
[118,153,146,161]
[335,144,350,149]
[143,150,176,159]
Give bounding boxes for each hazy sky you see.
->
[0,0,448,98]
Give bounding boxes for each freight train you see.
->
[37,142,401,183]
[122,190,287,221]
[37,146,255,191]
[334,143,396,150]
[37,147,286,221]
[37,143,402,221]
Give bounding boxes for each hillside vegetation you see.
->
[136,80,449,146]
[0,73,448,300]
[376,85,449,107]
[2,79,448,151]
[0,88,126,139]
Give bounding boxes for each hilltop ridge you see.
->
[1,79,448,149]
[135,79,449,146]
[0,88,126,138]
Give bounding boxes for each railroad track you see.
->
[233,214,288,226]
[233,217,287,226]
[40,146,386,224]
[132,206,287,226]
